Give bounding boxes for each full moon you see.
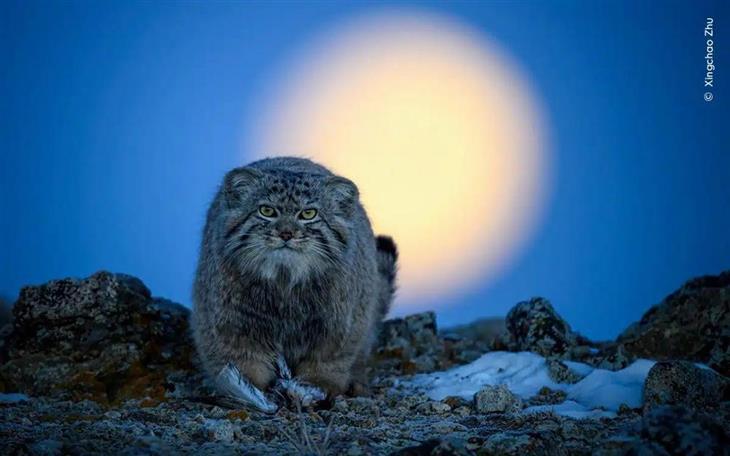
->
[248,11,549,311]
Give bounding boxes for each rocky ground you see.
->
[0,271,728,455]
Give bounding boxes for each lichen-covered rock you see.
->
[1,270,729,455]
[373,312,447,374]
[0,271,200,404]
[528,386,567,406]
[594,343,634,371]
[642,361,730,412]
[504,297,579,358]
[546,359,584,384]
[617,271,730,376]
[441,317,506,364]
[501,298,637,371]
[473,384,523,414]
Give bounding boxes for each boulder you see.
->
[617,271,730,376]
[0,271,199,404]
[642,361,729,412]
[504,297,578,358]
[0,270,729,454]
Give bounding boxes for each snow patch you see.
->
[567,359,654,412]
[397,351,655,419]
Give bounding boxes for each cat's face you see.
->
[219,166,358,282]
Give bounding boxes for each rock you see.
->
[415,400,451,415]
[346,396,380,415]
[473,385,523,413]
[0,271,200,404]
[1,270,729,455]
[373,312,446,374]
[617,271,730,376]
[396,392,430,410]
[528,386,567,406]
[546,359,584,384]
[442,396,470,409]
[504,297,578,358]
[634,405,730,455]
[501,298,637,371]
[642,361,730,412]
[441,317,506,364]
[443,317,506,345]
[373,313,511,373]
[204,419,236,442]
[595,343,634,371]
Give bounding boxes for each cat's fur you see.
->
[192,157,397,401]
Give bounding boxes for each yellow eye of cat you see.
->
[259,206,276,217]
[300,209,317,220]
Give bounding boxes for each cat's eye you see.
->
[299,209,317,220]
[259,205,276,218]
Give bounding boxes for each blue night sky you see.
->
[1,1,728,340]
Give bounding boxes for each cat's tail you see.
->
[375,235,398,317]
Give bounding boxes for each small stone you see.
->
[398,393,430,410]
[205,419,235,442]
[453,406,472,417]
[208,405,226,418]
[104,410,121,419]
[473,385,523,414]
[416,400,451,414]
[442,396,470,409]
[332,397,349,413]
[430,421,467,434]
[529,386,567,406]
[597,344,633,371]
[546,359,584,383]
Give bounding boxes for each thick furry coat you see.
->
[192,157,397,397]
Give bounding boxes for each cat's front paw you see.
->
[275,378,327,408]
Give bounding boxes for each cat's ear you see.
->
[325,176,359,215]
[223,167,262,203]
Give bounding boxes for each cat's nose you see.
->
[279,231,293,241]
